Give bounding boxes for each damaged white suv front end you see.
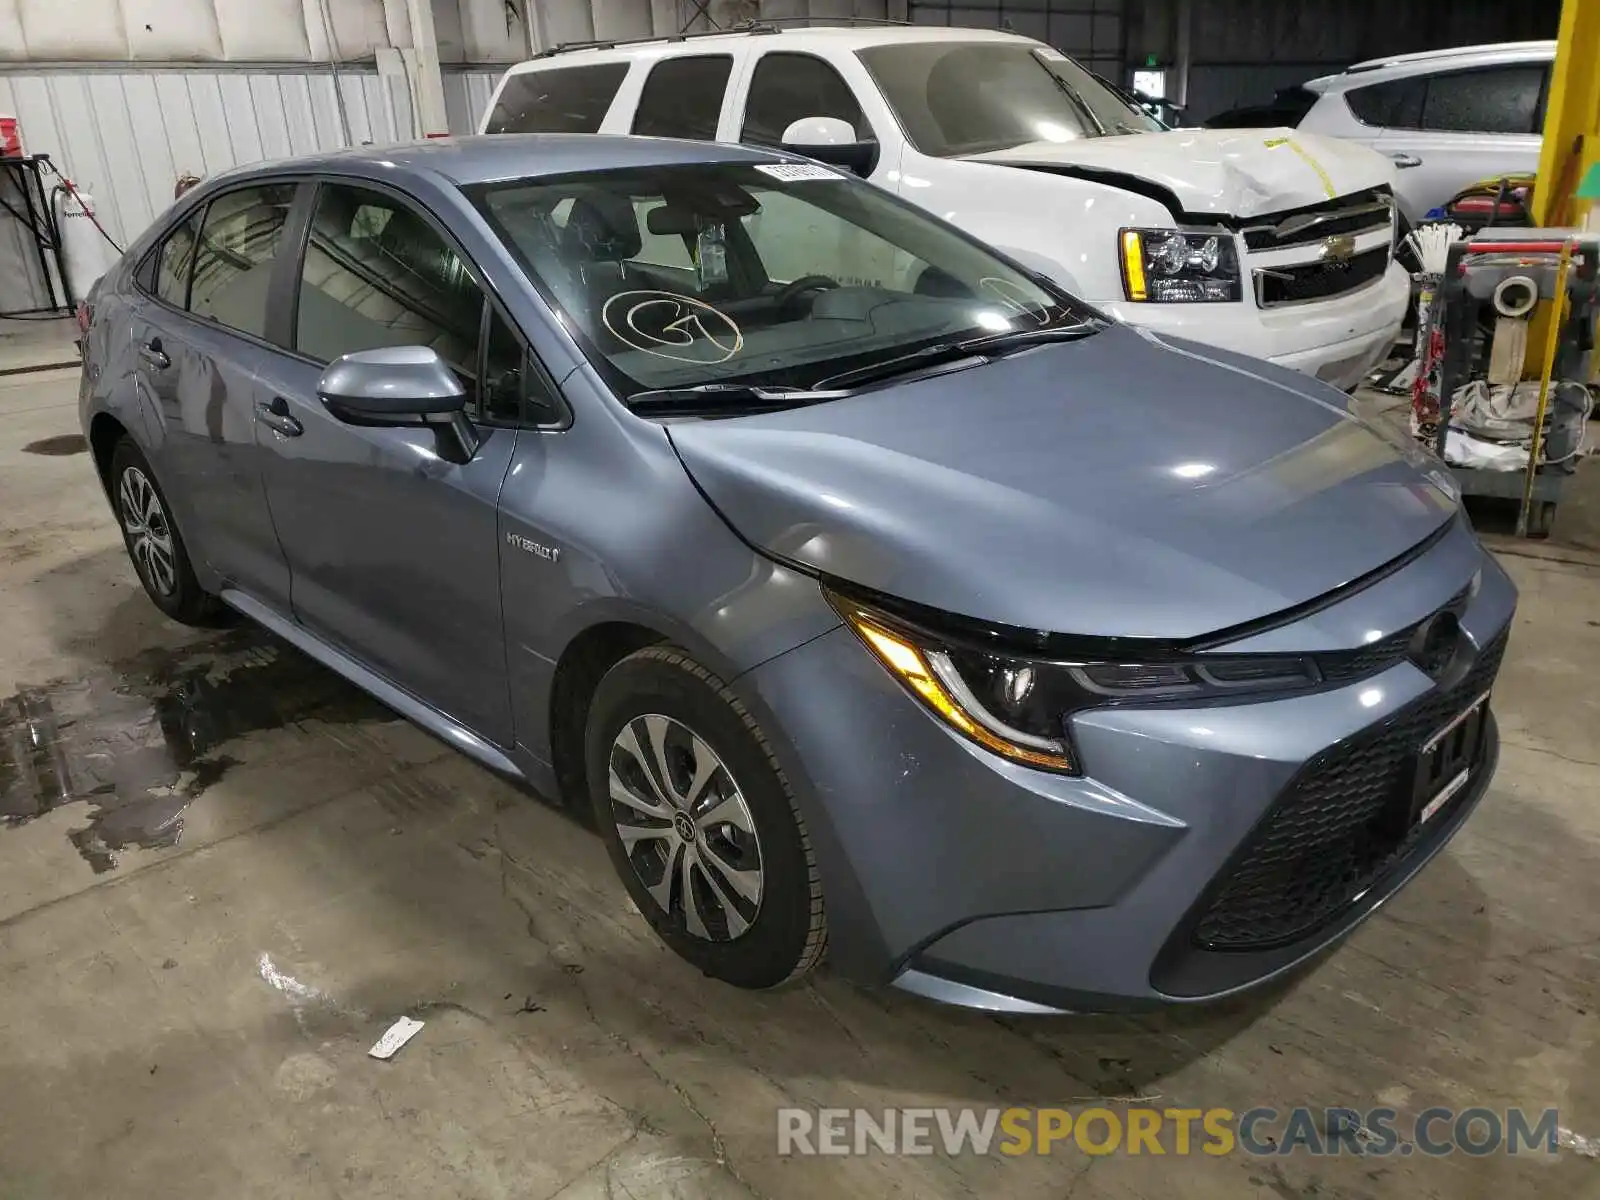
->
[855,36,1409,390]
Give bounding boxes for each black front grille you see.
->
[1241,189,1394,251]
[1255,245,1389,307]
[1315,628,1412,685]
[1193,629,1508,952]
[1314,583,1473,685]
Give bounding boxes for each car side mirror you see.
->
[318,346,480,461]
[780,116,879,177]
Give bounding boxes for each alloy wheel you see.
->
[607,713,764,941]
[118,466,178,597]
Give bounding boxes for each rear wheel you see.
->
[585,646,826,989]
[110,438,224,626]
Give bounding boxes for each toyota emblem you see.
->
[1410,610,1466,680]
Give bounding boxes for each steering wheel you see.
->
[773,274,841,313]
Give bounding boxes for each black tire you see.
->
[109,438,225,626]
[585,645,826,989]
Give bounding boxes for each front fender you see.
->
[498,380,842,764]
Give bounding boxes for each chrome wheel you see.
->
[118,466,177,597]
[608,714,764,941]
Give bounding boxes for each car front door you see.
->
[252,179,522,745]
[733,49,899,188]
[1375,63,1547,220]
[124,182,301,609]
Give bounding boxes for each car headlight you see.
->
[1119,227,1242,303]
[828,590,1320,775]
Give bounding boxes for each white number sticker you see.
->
[754,162,843,183]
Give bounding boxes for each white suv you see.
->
[483,24,1408,390]
[1298,41,1554,224]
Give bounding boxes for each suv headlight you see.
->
[829,590,1319,775]
[1119,227,1242,303]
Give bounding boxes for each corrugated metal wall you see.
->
[908,0,1123,79]
[0,64,501,311]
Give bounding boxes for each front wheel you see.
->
[585,646,827,989]
[110,438,224,626]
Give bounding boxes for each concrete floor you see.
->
[3,335,1600,1198]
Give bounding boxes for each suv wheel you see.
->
[110,438,224,626]
[585,646,826,989]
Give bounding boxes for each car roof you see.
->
[223,133,788,188]
[506,22,1031,73]
[1306,40,1555,91]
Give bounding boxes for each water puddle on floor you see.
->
[0,628,391,872]
[21,434,88,456]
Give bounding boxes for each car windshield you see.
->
[858,42,1164,157]
[469,162,1095,402]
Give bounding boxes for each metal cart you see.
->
[1430,228,1598,538]
[0,154,74,318]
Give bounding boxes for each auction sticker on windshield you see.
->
[754,163,842,183]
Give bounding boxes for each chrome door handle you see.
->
[1388,152,1422,169]
[256,397,303,438]
[138,339,170,369]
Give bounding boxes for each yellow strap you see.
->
[1264,136,1337,200]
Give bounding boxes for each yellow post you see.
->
[1534,0,1600,228]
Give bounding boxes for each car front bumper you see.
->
[1099,263,1410,392]
[739,517,1515,1012]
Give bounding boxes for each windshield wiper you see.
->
[628,383,847,415]
[813,323,1100,391]
[959,323,1104,354]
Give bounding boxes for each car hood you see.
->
[965,128,1394,219]
[667,325,1458,641]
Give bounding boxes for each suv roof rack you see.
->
[534,16,913,59]
[1343,39,1555,75]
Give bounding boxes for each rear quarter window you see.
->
[1345,78,1425,128]
[486,62,630,134]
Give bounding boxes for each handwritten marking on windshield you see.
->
[979,277,1053,325]
[601,290,745,364]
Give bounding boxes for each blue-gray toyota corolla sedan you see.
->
[79,135,1514,1013]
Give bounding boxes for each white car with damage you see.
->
[483,24,1408,390]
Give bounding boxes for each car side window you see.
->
[481,306,562,426]
[187,183,296,339]
[631,55,733,141]
[296,183,485,401]
[741,53,870,146]
[485,63,630,134]
[154,212,201,308]
[295,182,559,426]
[1345,78,1425,128]
[1419,65,1545,134]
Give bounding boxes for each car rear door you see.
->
[121,181,302,609]
[249,177,522,745]
[1373,62,1547,219]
